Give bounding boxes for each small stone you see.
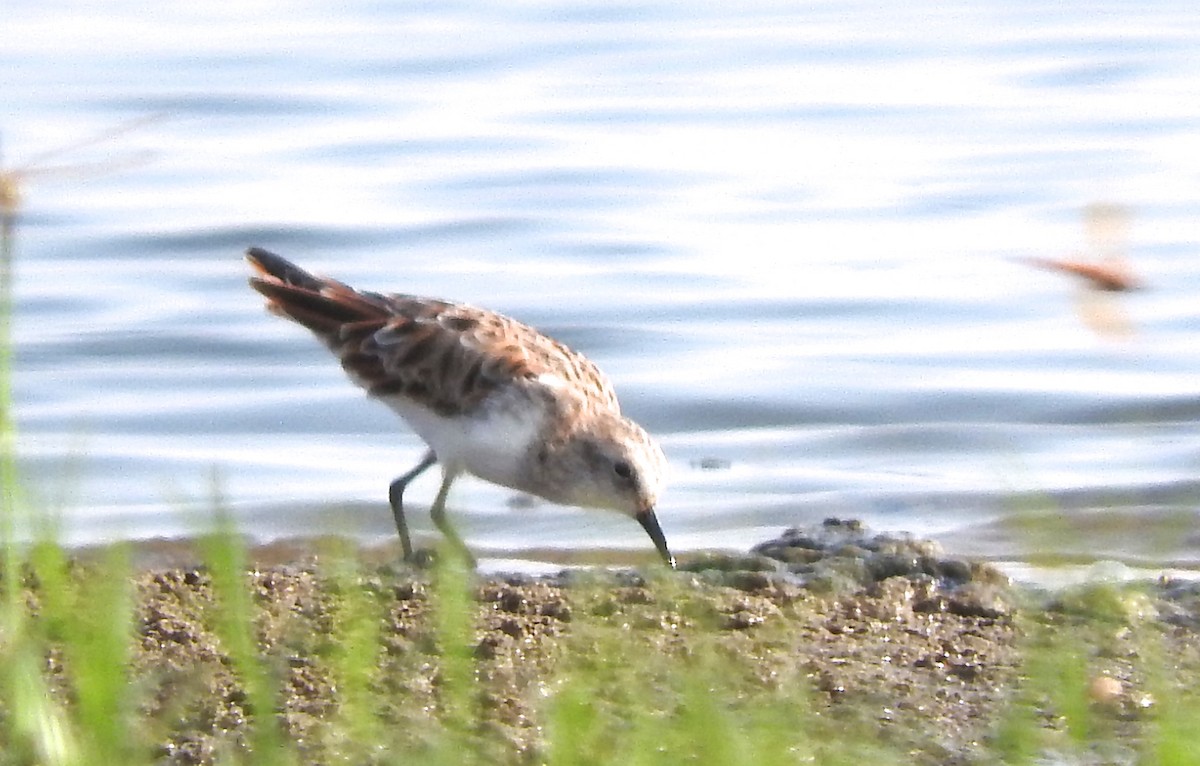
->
[1089,675,1123,705]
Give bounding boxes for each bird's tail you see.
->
[246,247,392,337]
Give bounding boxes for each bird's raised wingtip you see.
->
[245,246,282,275]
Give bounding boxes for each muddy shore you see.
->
[38,520,1200,764]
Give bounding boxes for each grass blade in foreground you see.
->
[197,496,292,766]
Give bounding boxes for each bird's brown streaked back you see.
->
[245,247,622,418]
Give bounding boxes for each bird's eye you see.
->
[613,460,634,481]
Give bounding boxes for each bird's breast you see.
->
[380,384,548,491]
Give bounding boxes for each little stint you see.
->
[246,248,674,568]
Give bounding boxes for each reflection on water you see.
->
[3,1,1200,576]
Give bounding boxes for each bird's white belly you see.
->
[381,394,544,490]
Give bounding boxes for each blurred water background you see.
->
[4,1,1200,578]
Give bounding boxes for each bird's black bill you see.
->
[636,509,676,569]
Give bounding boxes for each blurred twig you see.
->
[0,114,161,595]
[1019,203,1139,339]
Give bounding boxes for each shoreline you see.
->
[14,520,1199,764]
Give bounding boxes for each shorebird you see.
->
[246,248,674,568]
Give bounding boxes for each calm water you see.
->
[4,1,1200,577]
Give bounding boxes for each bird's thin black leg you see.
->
[428,471,476,569]
[388,449,437,561]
